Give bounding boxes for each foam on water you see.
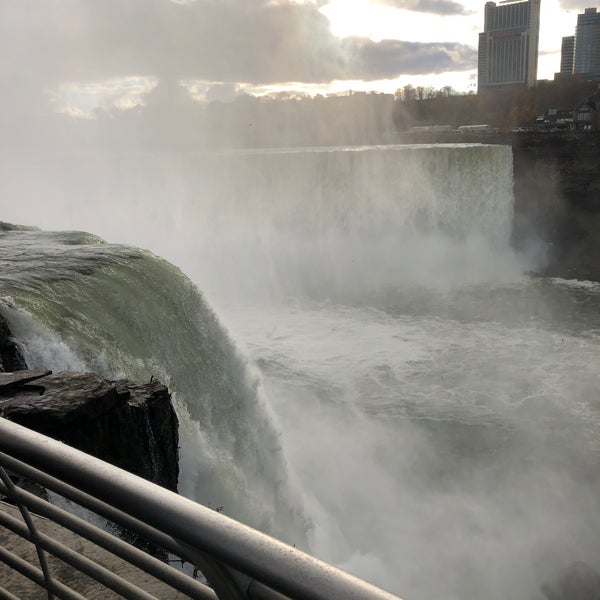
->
[550,277,600,292]
[222,283,600,600]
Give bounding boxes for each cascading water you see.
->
[0,225,308,546]
[1,144,600,600]
[1,144,518,302]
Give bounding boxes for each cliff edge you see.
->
[0,311,179,491]
[0,370,179,491]
[510,134,600,282]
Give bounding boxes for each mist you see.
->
[0,143,526,303]
[3,116,600,600]
[2,2,600,600]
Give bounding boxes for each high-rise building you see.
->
[574,8,600,80]
[477,0,541,91]
[558,35,575,77]
[555,8,600,81]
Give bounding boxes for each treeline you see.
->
[394,79,599,132]
[13,78,600,153]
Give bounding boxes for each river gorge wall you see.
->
[508,134,600,282]
[395,132,600,281]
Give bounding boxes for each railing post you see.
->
[0,466,55,600]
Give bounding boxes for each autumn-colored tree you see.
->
[392,79,599,132]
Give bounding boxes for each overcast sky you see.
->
[0,0,592,118]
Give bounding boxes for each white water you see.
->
[221,283,600,599]
[2,145,600,599]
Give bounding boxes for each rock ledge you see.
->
[0,370,179,491]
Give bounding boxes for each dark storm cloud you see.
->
[0,0,341,87]
[348,38,478,78]
[372,0,472,15]
[0,0,476,115]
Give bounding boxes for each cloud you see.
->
[47,77,159,119]
[372,0,472,16]
[347,38,478,78]
[0,1,339,89]
[183,81,243,103]
[0,0,476,117]
[557,0,599,10]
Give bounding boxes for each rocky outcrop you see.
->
[0,313,27,372]
[509,133,600,282]
[0,370,179,491]
[398,131,600,281]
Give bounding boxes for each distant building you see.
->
[574,85,600,130]
[531,108,574,131]
[478,0,541,91]
[575,8,600,80]
[557,35,575,78]
[407,125,454,134]
[457,124,500,134]
[556,8,600,81]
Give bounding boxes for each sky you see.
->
[0,0,593,119]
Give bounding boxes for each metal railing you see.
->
[0,417,402,600]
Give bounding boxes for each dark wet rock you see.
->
[110,379,180,492]
[0,370,179,491]
[0,313,27,372]
[508,134,600,282]
[541,561,600,600]
[0,369,51,393]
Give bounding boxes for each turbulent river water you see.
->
[1,144,600,600]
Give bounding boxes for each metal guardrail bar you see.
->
[0,480,216,600]
[0,466,55,600]
[0,509,159,600]
[0,455,243,600]
[247,581,291,600]
[0,418,402,600]
[0,451,238,599]
[0,452,198,564]
[0,585,21,600]
[0,544,86,600]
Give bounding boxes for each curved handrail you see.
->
[0,417,402,600]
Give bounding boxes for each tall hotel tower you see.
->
[478,0,541,91]
[559,8,600,80]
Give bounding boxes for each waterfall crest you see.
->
[0,225,308,547]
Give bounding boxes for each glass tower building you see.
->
[558,35,575,77]
[574,8,600,80]
[478,0,541,91]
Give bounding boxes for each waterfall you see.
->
[0,224,308,547]
[171,144,517,300]
[0,144,518,304]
